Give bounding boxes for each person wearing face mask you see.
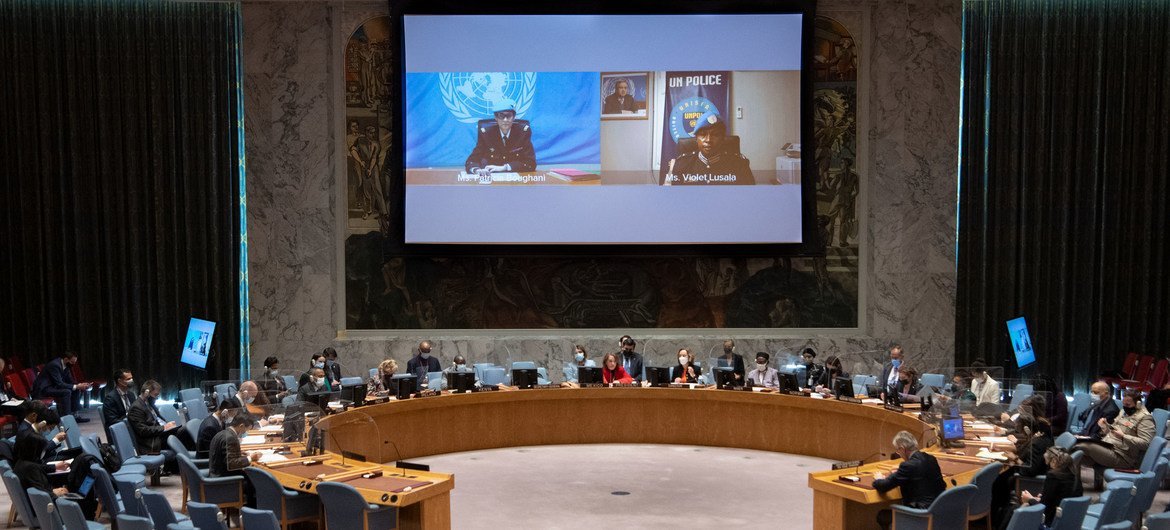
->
[560,346,596,385]
[369,359,399,393]
[878,345,904,402]
[197,401,236,459]
[893,367,924,403]
[296,368,330,403]
[872,431,946,530]
[208,414,262,508]
[256,356,288,406]
[299,353,328,389]
[969,359,1002,406]
[407,340,442,380]
[322,347,343,387]
[101,367,136,433]
[1075,381,1120,440]
[601,352,634,385]
[224,381,261,410]
[816,355,852,396]
[717,339,746,382]
[14,405,72,495]
[618,337,645,383]
[441,355,477,390]
[1075,390,1154,488]
[800,348,824,389]
[671,348,701,384]
[747,352,780,389]
[127,379,178,456]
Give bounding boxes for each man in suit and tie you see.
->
[603,79,639,114]
[101,368,135,433]
[464,100,536,175]
[1076,381,1121,439]
[872,431,947,529]
[619,337,645,384]
[197,401,233,459]
[32,351,91,419]
[406,340,442,380]
[878,345,904,401]
[208,414,260,507]
[127,380,177,455]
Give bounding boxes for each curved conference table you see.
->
[302,387,965,530]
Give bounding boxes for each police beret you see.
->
[490,99,517,114]
[692,111,725,135]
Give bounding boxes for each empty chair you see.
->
[178,388,203,404]
[1081,480,1138,529]
[115,514,155,530]
[158,403,182,425]
[113,474,150,518]
[58,415,83,448]
[181,501,228,530]
[1103,436,1167,482]
[244,467,319,529]
[1048,495,1091,530]
[1055,431,1077,450]
[177,453,244,511]
[240,507,281,530]
[142,487,191,528]
[1007,384,1035,411]
[472,363,494,380]
[79,434,147,477]
[166,437,204,512]
[1004,502,1046,530]
[90,464,142,521]
[425,371,443,389]
[315,481,397,530]
[1068,393,1092,433]
[212,384,237,406]
[109,421,165,475]
[339,377,363,387]
[54,497,104,530]
[1097,522,1133,530]
[2,469,41,529]
[183,399,209,422]
[282,375,298,392]
[481,367,508,386]
[967,462,1002,528]
[890,483,978,530]
[1154,408,1170,439]
[26,488,61,530]
[1144,511,1170,530]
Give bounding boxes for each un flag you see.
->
[405,72,600,168]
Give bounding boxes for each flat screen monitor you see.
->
[833,376,854,399]
[645,366,671,387]
[578,366,603,385]
[390,0,819,256]
[340,383,367,407]
[778,372,800,393]
[512,368,538,389]
[446,371,476,393]
[394,375,417,399]
[180,317,216,369]
[941,417,965,441]
[714,367,737,389]
[1006,316,1036,369]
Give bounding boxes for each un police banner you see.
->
[405,72,601,168]
[658,71,731,182]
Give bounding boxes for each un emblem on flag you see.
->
[439,72,537,124]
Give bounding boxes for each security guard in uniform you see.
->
[666,111,755,185]
[464,100,537,174]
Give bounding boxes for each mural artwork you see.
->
[343,15,861,330]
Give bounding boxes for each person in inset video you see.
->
[464,100,536,175]
[666,112,755,185]
[603,78,638,114]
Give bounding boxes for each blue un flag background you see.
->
[405,72,601,168]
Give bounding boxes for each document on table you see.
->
[979,436,1014,444]
[241,435,267,445]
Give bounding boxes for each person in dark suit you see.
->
[298,353,327,390]
[716,340,746,382]
[127,380,176,455]
[1076,381,1120,439]
[602,79,638,114]
[32,351,91,418]
[800,348,825,389]
[873,431,947,529]
[101,368,135,432]
[296,368,330,403]
[208,414,259,507]
[618,337,645,383]
[15,402,68,467]
[197,401,234,459]
[463,101,536,174]
[878,344,904,402]
[671,348,701,384]
[322,347,342,387]
[406,340,442,380]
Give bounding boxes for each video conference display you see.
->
[180,317,216,369]
[403,14,805,245]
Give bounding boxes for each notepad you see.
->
[241,435,267,445]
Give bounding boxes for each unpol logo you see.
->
[439,72,537,124]
[668,97,718,143]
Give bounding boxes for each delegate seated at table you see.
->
[601,353,634,385]
[872,431,947,530]
[672,349,700,384]
[464,100,536,174]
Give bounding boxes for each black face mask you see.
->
[724,348,733,355]
[1124,406,1137,416]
